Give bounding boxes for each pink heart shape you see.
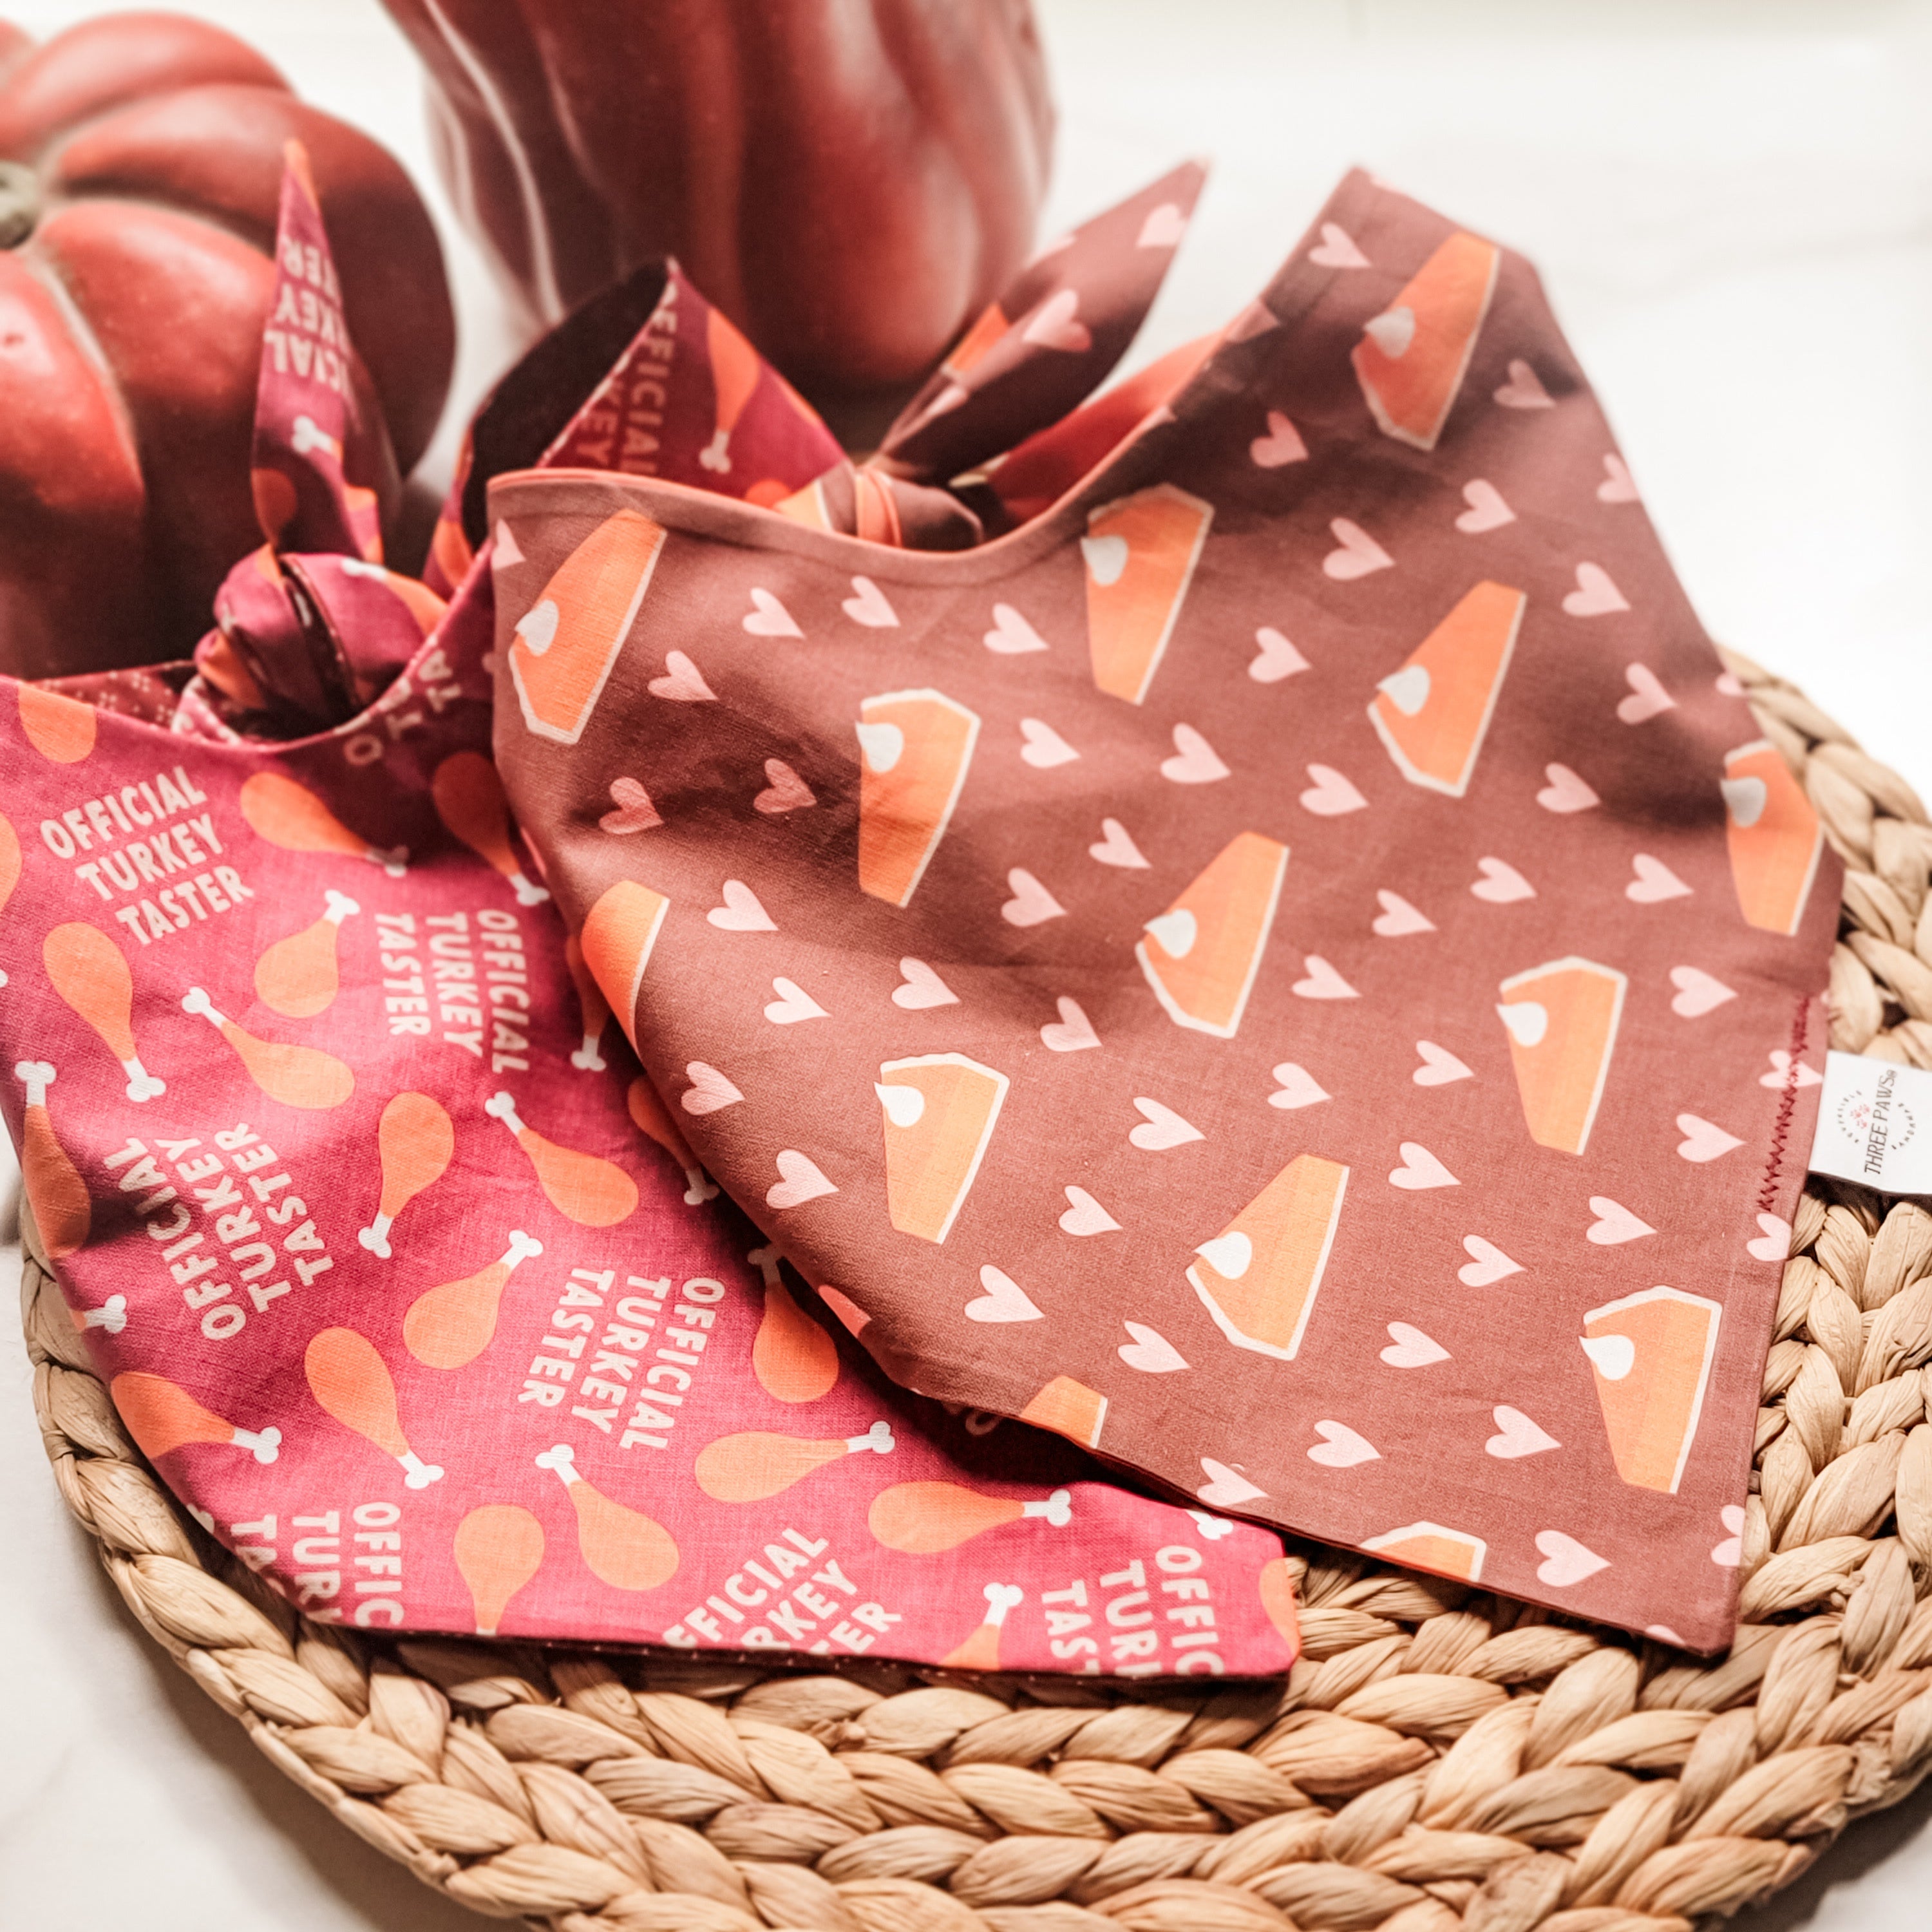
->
[1747,1213,1791,1263]
[1587,1197,1655,1245]
[1676,1113,1743,1163]
[1197,1459,1267,1506]
[1117,1320,1188,1371]
[842,575,898,628]
[1535,1530,1610,1587]
[1380,1322,1449,1368]
[1309,222,1368,269]
[1390,1142,1457,1189]
[1627,853,1692,903]
[1669,965,1735,1017]
[1617,663,1674,723]
[766,1149,837,1209]
[1040,996,1100,1052]
[707,879,776,931]
[1160,722,1230,784]
[1455,479,1515,533]
[1494,358,1553,408]
[1061,1187,1121,1236]
[1372,889,1434,936]
[599,777,661,834]
[1486,1407,1560,1459]
[1293,955,1357,1000]
[1088,817,1150,868]
[1129,1096,1204,1150]
[1323,518,1394,580]
[647,650,715,701]
[1307,1420,1379,1467]
[742,587,802,637]
[891,958,957,1010]
[753,759,815,814]
[1021,287,1092,353]
[1413,1041,1472,1086]
[984,602,1050,654]
[1301,764,1368,816]
[1459,1235,1522,1286]
[1001,867,1066,927]
[681,1062,743,1115]
[1270,1062,1330,1110]
[1471,856,1535,903]
[1598,453,1640,503]
[1250,627,1309,683]
[1564,562,1631,618]
[965,1264,1043,1322]
[1249,410,1308,468]
[1536,763,1598,813]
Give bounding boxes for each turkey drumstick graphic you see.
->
[535,1443,679,1590]
[486,1090,638,1226]
[404,1231,542,1369]
[565,934,609,1072]
[748,1244,840,1404]
[14,1061,90,1258]
[942,1583,1025,1670]
[43,922,164,1101]
[431,752,549,907]
[240,772,406,876]
[453,1504,544,1636]
[869,1482,1074,1555]
[359,1092,456,1256]
[254,889,359,1018]
[304,1327,443,1487]
[111,1371,280,1464]
[625,1075,715,1206]
[72,1294,128,1336]
[182,988,355,1110]
[694,1421,894,1502]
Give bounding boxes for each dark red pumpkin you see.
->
[0,12,455,676]
[381,0,1052,403]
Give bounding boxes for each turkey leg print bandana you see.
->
[489,167,1839,1654]
[0,163,1303,1678]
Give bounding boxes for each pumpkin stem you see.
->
[0,160,39,248]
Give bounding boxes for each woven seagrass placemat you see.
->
[19,649,1932,1932]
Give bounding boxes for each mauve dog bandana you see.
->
[488,167,1838,1652]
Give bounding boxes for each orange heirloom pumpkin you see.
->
[381,0,1052,401]
[0,12,456,676]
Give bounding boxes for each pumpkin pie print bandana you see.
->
[0,165,1299,1676]
[489,169,1839,1653]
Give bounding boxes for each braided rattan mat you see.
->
[19,649,1932,1932]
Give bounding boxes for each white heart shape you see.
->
[1537,763,1599,813]
[1494,359,1554,409]
[985,603,1050,654]
[1747,1212,1792,1263]
[892,958,958,1010]
[1564,563,1631,619]
[1627,853,1692,903]
[1060,1187,1121,1236]
[1269,1063,1329,1110]
[1670,965,1736,1018]
[1082,533,1129,585]
[648,649,715,701]
[1617,663,1674,723]
[1118,1320,1188,1371]
[1362,306,1416,358]
[1198,1458,1268,1506]
[764,978,829,1025]
[1761,1049,1823,1090]
[1381,1323,1450,1369]
[681,1062,743,1115]
[708,878,776,931]
[767,1149,837,1209]
[1472,856,1535,903]
[1598,453,1641,503]
[1160,722,1230,784]
[1711,1502,1747,1569]
[1001,867,1066,927]
[1309,223,1368,269]
[1144,909,1197,959]
[1459,1235,1522,1287]
[1250,626,1309,682]
[492,520,526,566]
[1022,287,1092,353]
[1019,717,1079,768]
[875,1083,925,1130]
[966,1264,1044,1322]
[1535,1530,1610,1587]
[1413,1041,1473,1086]
[743,586,802,637]
[856,721,905,772]
[1308,1420,1379,1467]
[754,759,815,814]
[1496,1000,1548,1048]
[842,575,898,628]
[1378,664,1431,717]
[1137,202,1188,249]
[514,598,559,654]
[1195,1230,1252,1280]
[1293,955,1357,1000]
[1323,518,1394,580]
[1301,764,1368,815]
[1580,1333,1636,1381]
[1041,996,1099,1052]
[1722,775,1768,828]
[1390,1142,1457,1189]
[1455,478,1515,533]
[1089,818,1150,868]
[1372,889,1434,936]
[1486,1406,1560,1459]
[1587,1197,1654,1245]
[1677,1113,1743,1163]
[1130,1096,1204,1151]
[1249,411,1308,469]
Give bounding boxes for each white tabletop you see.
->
[3,2,1929,1926]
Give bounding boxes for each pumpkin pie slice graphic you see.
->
[1369,581,1526,797]
[876,1052,1009,1244]
[1497,956,1627,1156]
[1083,483,1214,704]
[1723,740,1824,936]
[579,879,670,1050]
[1187,1153,1349,1359]
[1351,230,1502,451]
[857,689,980,906]
[508,507,665,743]
[1138,831,1289,1039]
[1580,1285,1722,1494]
[1019,1374,1108,1450]
[1361,1522,1488,1584]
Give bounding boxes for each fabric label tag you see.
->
[1810,1050,1932,1194]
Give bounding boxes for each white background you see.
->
[3,2,1929,1925]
